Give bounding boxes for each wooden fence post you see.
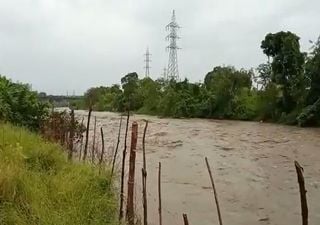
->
[158,162,162,225]
[142,120,149,225]
[295,161,308,225]
[205,157,223,225]
[126,122,138,225]
[119,111,130,221]
[68,109,75,161]
[183,213,190,225]
[99,127,105,166]
[82,108,92,161]
[111,115,123,177]
[91,116,97,163]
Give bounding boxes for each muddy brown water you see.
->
[74,110,320,225]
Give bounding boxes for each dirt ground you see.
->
[75,110,320,225]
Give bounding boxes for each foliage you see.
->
[0,76,48,130]
[305,36,320,105]
[0,123,117,225]
[297,98,320,126]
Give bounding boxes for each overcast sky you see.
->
[0,0,319,95]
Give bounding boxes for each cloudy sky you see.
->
[0,0,319,95]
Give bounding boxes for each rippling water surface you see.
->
[75,110,320,225]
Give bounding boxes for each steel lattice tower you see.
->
[144,47,151,77]
[166,10,180,81]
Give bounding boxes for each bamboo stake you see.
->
[68,109,75,161]
[119,110,130,221]
[126,122,138,225]
[158,162,162,225]
[82,108,92,161]
[295,161,308,225]
[99,127,105,166]
[142,120,149,225]
[183,213,189,225]
[205,157,223,225]
[91,116,97,163]
[111,115,123,176]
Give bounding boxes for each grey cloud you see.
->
[0,0,319,94]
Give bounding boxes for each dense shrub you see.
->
[0,76,48,130]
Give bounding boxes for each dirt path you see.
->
[75,110,320,225]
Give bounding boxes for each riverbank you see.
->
[0,123,118,225]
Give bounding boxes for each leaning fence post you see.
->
[205,157,223,225]
[295,161,308,225]
[183,213,190,225]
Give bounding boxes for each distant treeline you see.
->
[76,31,318,126]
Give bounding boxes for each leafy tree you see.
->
[306,36,320,104]
[256,63,272,89]
[121,72,141,110]
[261,31,306,112]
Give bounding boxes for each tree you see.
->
[306,36,320,105]
[121,72,140,110]
[261,31,306,112]
[256,63,272,89]
[203,66,253,118]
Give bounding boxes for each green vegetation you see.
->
[0,123,117,225]
[0,76,48,130]
[81,32,320,126]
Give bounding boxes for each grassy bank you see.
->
[0,123,118,225]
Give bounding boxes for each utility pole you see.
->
[144,47,151,77]
[166,10,181,81]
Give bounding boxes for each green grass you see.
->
[0,123,118,225]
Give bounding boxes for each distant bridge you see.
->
[39,95,83,107]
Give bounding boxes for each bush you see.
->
[0,123,117,225]
[0,75,48,130]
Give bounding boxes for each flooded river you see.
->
[75,110,320,225]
